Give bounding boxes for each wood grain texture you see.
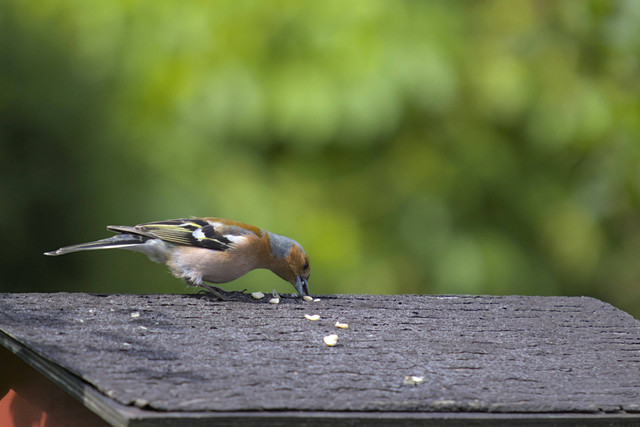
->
[1,293,639,425]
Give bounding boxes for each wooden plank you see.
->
[1,293,639,426]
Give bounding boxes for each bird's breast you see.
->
[167,245,266,284]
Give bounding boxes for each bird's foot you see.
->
[199,284,249,300]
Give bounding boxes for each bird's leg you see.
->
[198,283,228,300]
[186,280,227,300]
[188,280,251,300]
[199,283,253,299]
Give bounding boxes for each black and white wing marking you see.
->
[109,219,233,251]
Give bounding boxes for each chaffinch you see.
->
[45,218,311,298]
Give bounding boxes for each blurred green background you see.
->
[1,0,639,318]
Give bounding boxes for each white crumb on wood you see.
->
[323,334,338,347]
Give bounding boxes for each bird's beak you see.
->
[295,275,309,297]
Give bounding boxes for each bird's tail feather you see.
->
[44,234,148,256]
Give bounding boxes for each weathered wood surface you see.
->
[1,292,640,426]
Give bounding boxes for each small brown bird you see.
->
[45,218,311,298]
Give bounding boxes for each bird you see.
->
[45,217,310,299]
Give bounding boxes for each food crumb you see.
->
[134,398,149,408]
[323,334,338,347]
[402,375,425,386]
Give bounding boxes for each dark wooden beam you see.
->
[1,293,639,426]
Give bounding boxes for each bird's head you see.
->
[286,243,310,297]
[267,233,310,296]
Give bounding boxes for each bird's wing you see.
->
[121,218,238,251]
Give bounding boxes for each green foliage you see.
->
[2,0,639,318]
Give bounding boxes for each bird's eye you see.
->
[303,260,309,270]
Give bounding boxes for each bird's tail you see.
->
[44,234,149,256]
